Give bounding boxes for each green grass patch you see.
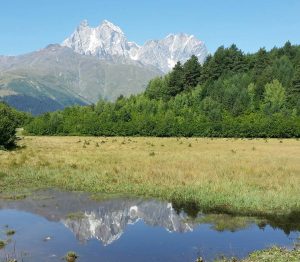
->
[6,229,16,236]
[0,240,6,248]
[216,247,300,262]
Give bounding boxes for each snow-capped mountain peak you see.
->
[62,20,208,72]
[62,19,130,60]
[138,32,207,72]
[100,19,124,34]
[79,19,89,28]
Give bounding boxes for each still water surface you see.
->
[0,190,298,261]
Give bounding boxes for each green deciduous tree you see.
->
[145,77,168,100]
[263,80,286,114]
[0,103,18,148]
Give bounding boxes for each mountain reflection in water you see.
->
[0,190,194,246]
[63,200,194,246]
[0,190,299,262]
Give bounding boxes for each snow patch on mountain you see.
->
[62,20,208,72]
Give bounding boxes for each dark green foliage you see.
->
[292,66,300,95]
[166,61,185,97]
[25,43,300,138]
[253,48,271,76]
[183,55,202,90]
[0,103,20,148]
[200,44,248,83]
[271,56,294,88]
[290,65,300,111]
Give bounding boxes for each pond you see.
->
[0,190,299,261]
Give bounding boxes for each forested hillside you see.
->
[26,42,300,137]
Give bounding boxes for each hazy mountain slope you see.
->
[0,45,161,114]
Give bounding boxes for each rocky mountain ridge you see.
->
[62,20,208,73]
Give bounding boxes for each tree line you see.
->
[25,42,300,138]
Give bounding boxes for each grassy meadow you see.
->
[0,136,299,218]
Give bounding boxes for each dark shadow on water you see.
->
[171,199,300,234]
[265,210,300,234]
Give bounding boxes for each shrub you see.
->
[0,103,18,148]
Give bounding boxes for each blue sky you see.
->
[1,0,299,55]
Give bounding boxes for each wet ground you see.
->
[0,190,299,261]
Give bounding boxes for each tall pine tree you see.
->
[167,61,185,97]
[183,55,201,90]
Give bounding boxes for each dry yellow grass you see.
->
[0,136,299,216]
